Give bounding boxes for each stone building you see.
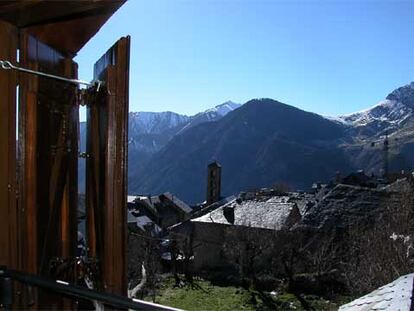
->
[168,174,410,274]
[169,193,302,271]
[129,192,192,230]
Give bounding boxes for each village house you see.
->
[169,191,304,271]
[128,192,192,231]
[167,172,412,275]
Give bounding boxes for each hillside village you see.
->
[118,82,414,310]
[125,159,414,309]
[2,2,414,310]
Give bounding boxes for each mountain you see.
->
[128,111,190,156]
[128,101,241,155]
[130,82,414,203]
[336,82,414,176]
[127,101,241,156]
[78,101,241,192]
[81,81,414,204]
[130,111,189,135]
[129,99,352,203]
[126,101,242,189]
[339,82,414,139]
[175,101,241,135]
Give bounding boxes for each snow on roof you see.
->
[128,212,162,233]
[128,195,138,203]
[136,216,161,233]
[192,196,299,230]
[127,210,138,223]
[339,273,414,311]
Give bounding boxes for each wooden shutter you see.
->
[18,31,79,308]
[86,36,130,296]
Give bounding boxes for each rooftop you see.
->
[192,196,300,231]
[339,273,414,311]
[161,192,192,214]
[302,183,390,228]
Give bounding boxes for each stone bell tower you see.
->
[206,161,221,206]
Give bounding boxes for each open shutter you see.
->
[18,31,79,308]
[86,36,130,296]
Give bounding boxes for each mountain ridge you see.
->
[130,81,414,203]
[129,98,352,203]
[80,81,414,204]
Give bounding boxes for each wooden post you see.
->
[0,19,18,296]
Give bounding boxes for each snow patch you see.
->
[337,99,412,127]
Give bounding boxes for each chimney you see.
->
[223,205,235,225]
[206,161,221,206]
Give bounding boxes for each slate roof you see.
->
[127,210,138,224]
[339,273,414,311]
[191,195,236,219]
[162,192,192,213]
[302,184,390,228]
[127,211,162,235]
[135,196,159,216]
[136,216,162,234]
[286,192,316,215]
[191,196,300,230]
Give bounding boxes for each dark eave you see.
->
[0,0,126,56]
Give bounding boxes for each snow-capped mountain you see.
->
[129,111,190,135]
[176,101,242,134]
[387,81,414,107]
[130,83,414,202]
[195,101,241,122]
[81,82,414,200]
[201,101,242,119]
[126,100,241,172]
[127,112,188,155]
[338,82,414,138]
[340,100,408,127]
[128,101,241,141]
[130,98,350,203]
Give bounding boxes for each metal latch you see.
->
[0,60,101,89]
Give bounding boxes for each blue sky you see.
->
[75,0,414,118]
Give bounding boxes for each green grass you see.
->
[144,277,342,311]
[148,278,255,311]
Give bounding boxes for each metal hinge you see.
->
[77,81,104,106]
[79,152,90,159]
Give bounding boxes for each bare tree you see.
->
[128,230,161,301]
[343,183,414,294]
[222,226,274,289]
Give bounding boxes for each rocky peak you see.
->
[338,82,414,138]
[386,82,414,108]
